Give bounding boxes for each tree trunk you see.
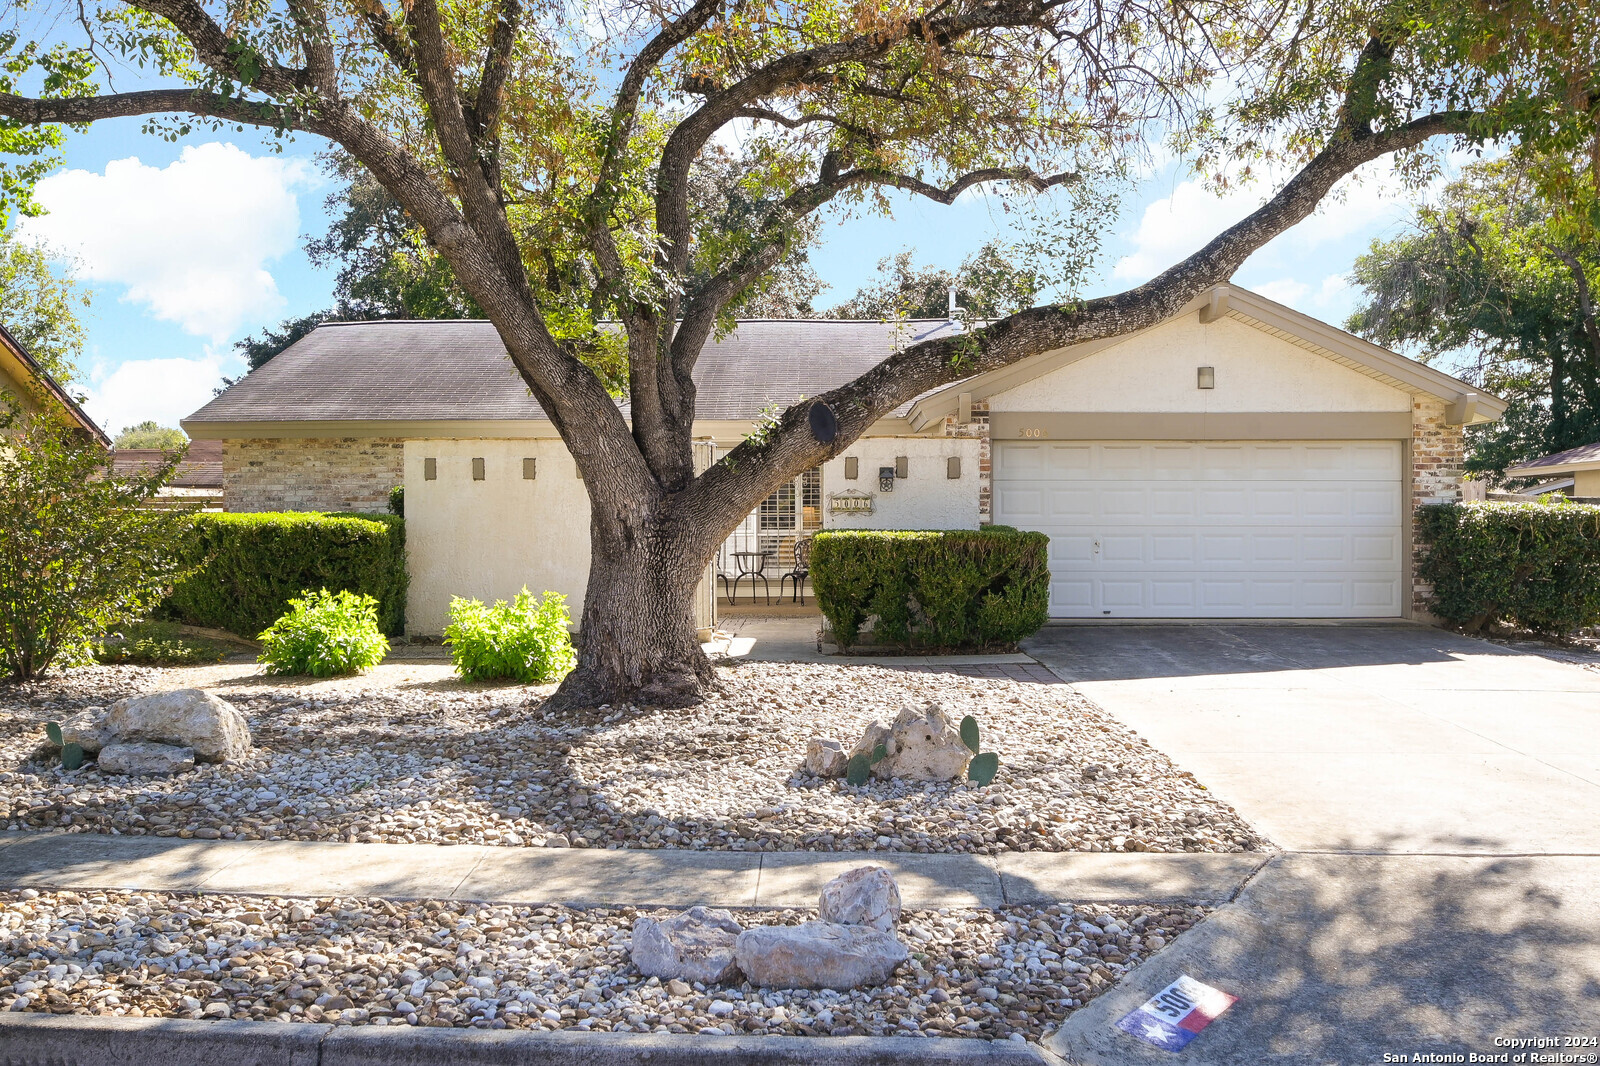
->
[549,499,717,710]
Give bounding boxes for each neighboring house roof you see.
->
[111,439,223,489]
[1506,440,1600,477]
[183,318,966,437]
[0,324,109,446]
[182,285,1505,439]
[906,284,1506,430]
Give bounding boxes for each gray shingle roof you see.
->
[1507,440,1600,472]
[184,318,968,426]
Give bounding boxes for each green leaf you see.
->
[61,742,84,771]
[960,714,980,754]
[967,751,999,786]
[870,742,887,765]
[45,721,62,746]
[845,752,872,787]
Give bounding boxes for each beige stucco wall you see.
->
[820,435,983,530]
[224,437,403,513]
[988,315,1413,414]
[1575,470,1600,497]
[403,439,592,635]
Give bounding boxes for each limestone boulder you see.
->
[47,707,114,755]
[803,738,848,778]
[818,866,902,932]
[98,741,195,775]
[849,704,970,782]
[734,921,908,990]
[630,906,744,984]
[105,689,250,764]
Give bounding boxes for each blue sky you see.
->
[20,117,1440,436]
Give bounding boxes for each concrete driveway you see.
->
[1024,623,1600,854]
[1026,624,1600,1063]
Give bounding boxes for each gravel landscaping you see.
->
[0,660,1267,853]
[0,888,1208,1042]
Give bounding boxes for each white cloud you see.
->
[21,143,313,340]
[1251,278,1310,306]
[1111,160,1423,285]
[80,349,243,437]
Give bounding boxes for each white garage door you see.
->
[992,441,1404,618]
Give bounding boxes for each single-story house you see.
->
[182,284,1504,632]
[1505,443,1600,500]
[112,439,224,506]
[0,324,109,447]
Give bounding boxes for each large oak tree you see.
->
[0,0,1592,705]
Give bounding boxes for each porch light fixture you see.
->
[1197,366,1216,389]
[879,466,896,492]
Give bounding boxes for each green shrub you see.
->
[444,587,577,683]
[388,485,404,517]
[162,512,407,637]
[0,398,198,680]
[258,588,390,676]
[1417,500,1600,635]
[93,621,231,666]
[811,527,1049,650]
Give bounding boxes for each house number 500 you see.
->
[1017,427,1044,438]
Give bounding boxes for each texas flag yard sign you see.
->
[1114,974,1238,1052]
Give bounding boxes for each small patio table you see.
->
[727,550,774,605]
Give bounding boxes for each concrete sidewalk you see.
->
[0,831,1265,908]
[1049,853,1600,1065]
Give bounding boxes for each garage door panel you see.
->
[993,440,1403,618]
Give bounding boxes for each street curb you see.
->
[0,1014,1060,1066]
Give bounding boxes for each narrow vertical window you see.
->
[423,458,437,481]
[844,457,858,480]
[895,455,909,479]
[522,457,537,480]
[472,457,485,480]
[947,456,962,479]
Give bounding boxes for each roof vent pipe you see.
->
[947,286,965,323]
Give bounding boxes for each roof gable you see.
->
[906,284,1506,430]
[0,324,109,446]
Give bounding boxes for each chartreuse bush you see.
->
[1417,500,1600,635]
[811,527,1049,650]
[163,512,407,637]
[444,588,577,683]
[258,589,389,676]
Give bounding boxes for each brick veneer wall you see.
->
[943,400,992,522]
[1410,398,1466,617]
[222,437,405,513]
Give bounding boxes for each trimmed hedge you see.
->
[1417,500,1600,635]
[161,512,407,637]
[811,527,1050,650]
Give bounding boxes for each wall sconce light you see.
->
[879,466,896,492]
[1197,366,1216,389]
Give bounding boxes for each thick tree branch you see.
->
[685,107,1479,540]
[467,0,522,148]
[354,0,418,79]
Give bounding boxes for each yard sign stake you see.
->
[1114,974,1237,1052]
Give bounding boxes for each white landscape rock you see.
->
[803,738,848,778]
[734,921,909,990]
[630,906,744,984]
[97,741,196,775]
[849,704,970,782]
[104,689,250,764]
[818,866,902,932]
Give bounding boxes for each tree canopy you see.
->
[1347,156,1600,480]
[1,0,1596,702]
[0,232,90,387]
[113,420,188,449]
[829,242,1043,320]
